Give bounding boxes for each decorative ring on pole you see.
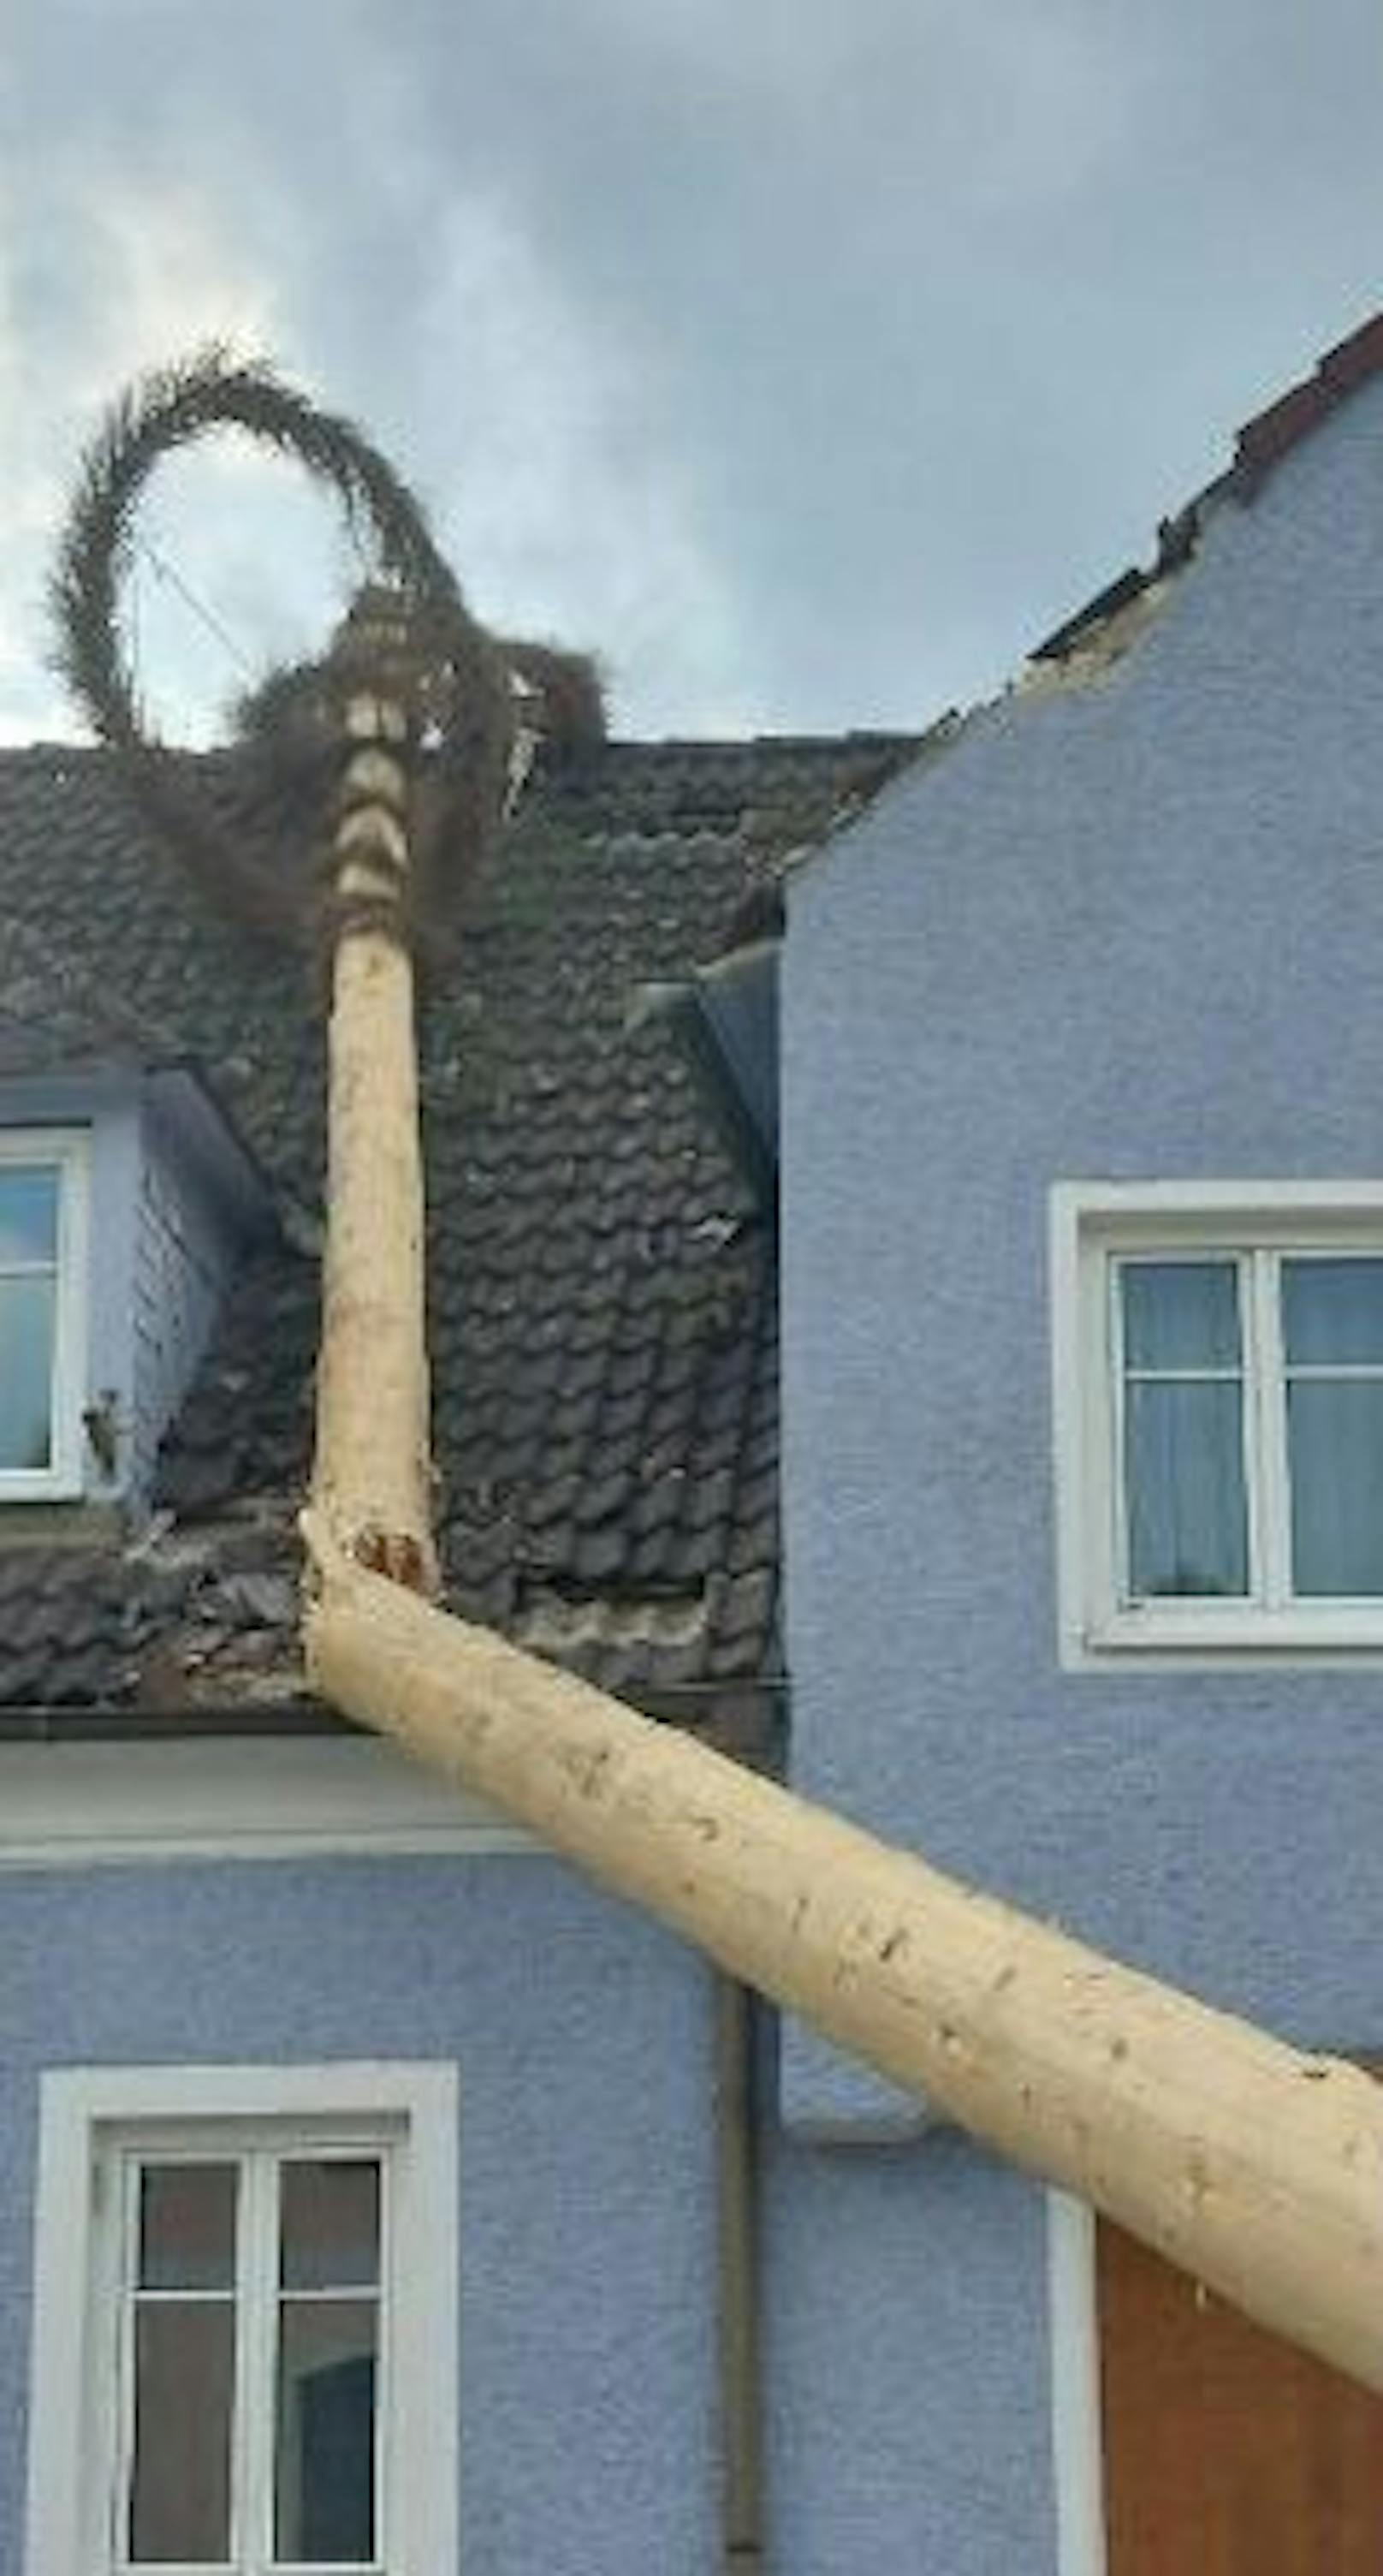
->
[50,345,513,939]
[52,342,466,748]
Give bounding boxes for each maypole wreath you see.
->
[50,344,518,940]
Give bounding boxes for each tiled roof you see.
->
[0,728,917,1723]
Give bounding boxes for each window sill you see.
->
[1069,1603,1383,1669]
[0,1478,87,1509]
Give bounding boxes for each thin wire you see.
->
[342,509,373,580]
[137,538,258,680]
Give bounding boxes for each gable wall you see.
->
[131,1096,244,1500]
[776,374,1383,2564]
[785,369,1383,2036]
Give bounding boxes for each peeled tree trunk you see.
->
[312,660,436,1597]
[304,593,1383,2396]
[303,1534,1383,2391]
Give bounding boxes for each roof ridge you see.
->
[0,726,925,772]
[1031,305,1383,668]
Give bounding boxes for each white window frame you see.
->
[24,2063,458,2576]
[1048,2192,1107,2576]
[1052,1181,1383,1665]
[0,1126,90,1501]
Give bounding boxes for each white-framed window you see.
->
[24,2063,458,2576]
[0,1126,89,1500]
[1052,1182,1383,1661]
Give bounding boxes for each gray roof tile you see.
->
[0,729,918,1719]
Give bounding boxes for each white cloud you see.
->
[0,158,289,741]
[406,192,752,729]
[2,0,1382,744]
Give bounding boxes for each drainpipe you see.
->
[715,1972,765,2574]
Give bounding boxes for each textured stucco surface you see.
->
[764,2127,1055,2575]
[130,1096,244,1498]
[781,375,1383,2559]
[0,1854,718,2576]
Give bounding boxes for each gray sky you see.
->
[2,0,1380,745]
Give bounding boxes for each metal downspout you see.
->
[715,1972,765,2573]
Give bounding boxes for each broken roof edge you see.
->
[1030,304,1383,672]
[1232,306,1383,495]
[781,307,1383,906]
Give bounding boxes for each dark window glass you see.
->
[275,2297,378,2565]
[139,2164,238,2293]
[1282,1258,1383,1367]
[0,1168,58,1266]
[1122,1261,1241,1371]
[280,2159,381,2291]
[128,2303,235,2564]
[1125,1380,1249,1598]
[0,1276,55,1469]
[1289,1382,1383,1596]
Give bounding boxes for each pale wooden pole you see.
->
[301,592,1383,2398]
[302,1534,1383,2393]
[312,588,437,1595]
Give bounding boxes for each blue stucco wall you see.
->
[765,2129,1056,2575]
[131,1089,246,1498]
[0,1855,718,2576]
[781,374,1383,2561]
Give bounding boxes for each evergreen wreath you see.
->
[50,346,520,942]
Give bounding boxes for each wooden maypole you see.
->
[306,1530,1383,2389]
[310,588,437,1596]
[53,353,1383,2401]
[300,592,1383,2398]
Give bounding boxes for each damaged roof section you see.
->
[0,729,918,1730]
[1027,306,1383,687]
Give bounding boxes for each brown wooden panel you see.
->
[1098,2219,1383,2575]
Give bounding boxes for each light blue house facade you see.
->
[3,1809,722,2574]
[9,318,1383,2576]
[780,313,1383,2567]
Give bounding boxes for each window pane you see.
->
[0,1166,58,1265]
[129,2301,235,2564]
[1121,1261,1242,1370]
[275,2296,378,2565]
[139,2164,238,2292]
[0,1275,55,1469]
[1125,1380,1249,1597]
[280,2158,381,2290]
[1282,1258,1383,1366]
[1289,1381,1383,1595]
